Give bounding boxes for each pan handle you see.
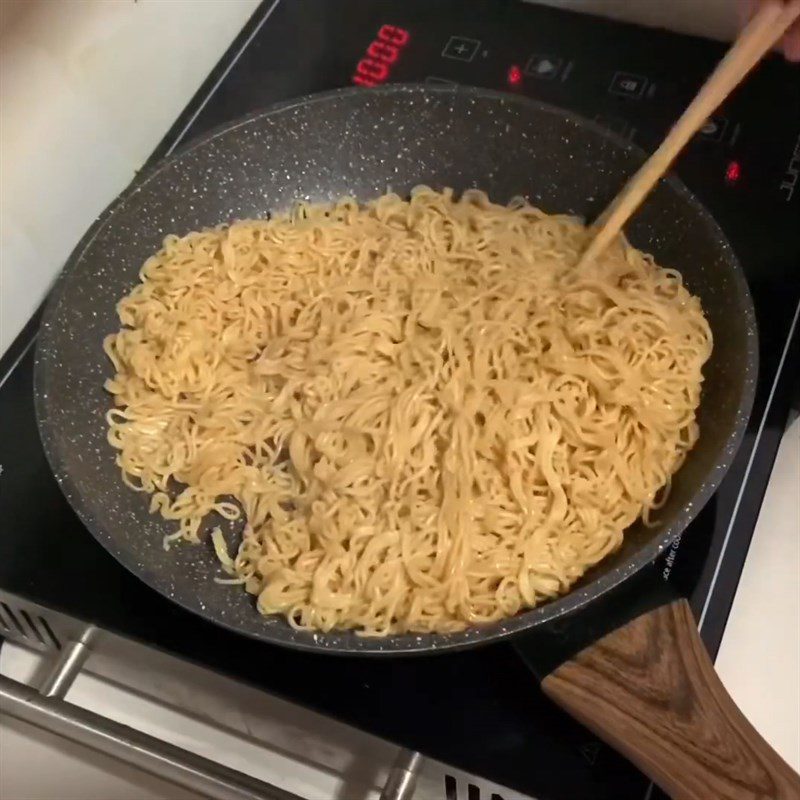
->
[540,598,800,800]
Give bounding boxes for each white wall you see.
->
[0,0,260,357]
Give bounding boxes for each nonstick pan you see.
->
[35,86,798,799]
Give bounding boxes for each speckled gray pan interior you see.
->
[35,85,757,654]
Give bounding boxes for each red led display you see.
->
[367,41,399,64]
[352,24,410,88]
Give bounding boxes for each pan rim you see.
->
[34,83,759,655]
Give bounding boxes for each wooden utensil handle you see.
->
[541,599,800,800]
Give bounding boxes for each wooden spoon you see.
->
[578,0,800,268]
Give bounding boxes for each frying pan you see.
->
[34,86,798,799]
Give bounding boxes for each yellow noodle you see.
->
[104,188,712,635]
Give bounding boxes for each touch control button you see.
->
[442,36,481,62]
[609,71,648,99]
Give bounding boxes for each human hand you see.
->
[740,0,800,60]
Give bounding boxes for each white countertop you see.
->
[716,413,800,769]
[0,0,261,356]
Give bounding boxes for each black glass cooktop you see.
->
[1,2,798,798]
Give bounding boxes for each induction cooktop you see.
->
[1,2,798,799]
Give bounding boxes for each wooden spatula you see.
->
[578,0,800,268]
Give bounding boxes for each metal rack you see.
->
[0,591,522,800]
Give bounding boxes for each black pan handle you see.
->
[514,567,800,800]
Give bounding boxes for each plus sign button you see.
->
[442,36,481,62]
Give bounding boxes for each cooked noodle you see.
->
[104,188,712,635]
